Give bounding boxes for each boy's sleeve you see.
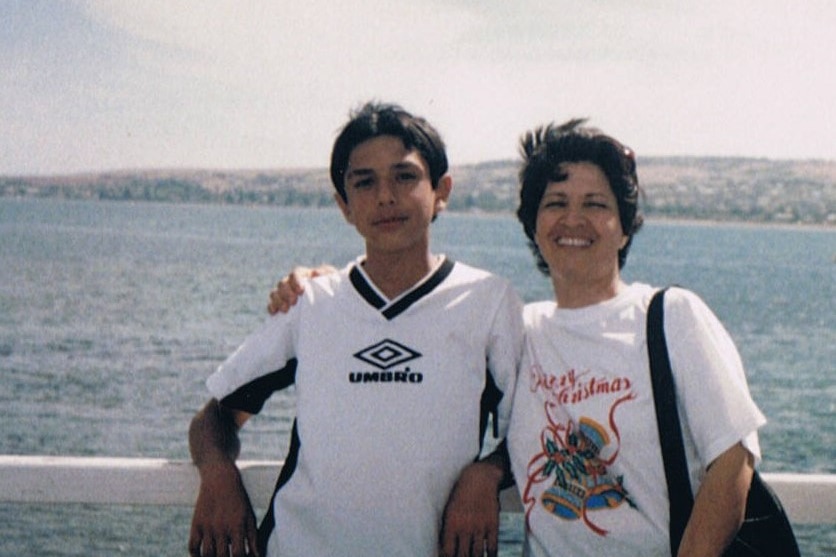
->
[207,309,298,414]
[485,280,525,441]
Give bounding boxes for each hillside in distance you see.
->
[2,157,834,226]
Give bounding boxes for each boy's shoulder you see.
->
[445,259,520,301]
[446,258,507,283]
[303,262,353,296]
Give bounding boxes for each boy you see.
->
[188,102,523,557]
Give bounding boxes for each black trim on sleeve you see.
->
[219,359,298,414]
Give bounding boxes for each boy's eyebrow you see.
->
[345,160,421,179]
[345,167,374,180]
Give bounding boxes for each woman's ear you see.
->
[620,234,629,250]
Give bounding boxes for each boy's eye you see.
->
[396,172,418,183]
[352,178,373,188]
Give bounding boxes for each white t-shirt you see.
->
[207,257,524,557]
[508,283,765,557]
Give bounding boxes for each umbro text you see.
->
[348,369,424,384]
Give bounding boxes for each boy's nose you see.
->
[376,181,396,205]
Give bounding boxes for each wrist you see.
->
[460,460,505,496]
[196,456,239,481]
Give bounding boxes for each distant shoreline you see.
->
[644,216,834,232]
[2,156,834,226]
[2,195,833,231]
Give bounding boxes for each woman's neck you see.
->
[552,273,625,309]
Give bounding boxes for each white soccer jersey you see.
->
[207,256,524,557]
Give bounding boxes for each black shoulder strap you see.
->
[647,288,694,556]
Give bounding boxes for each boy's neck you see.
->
[362,251,440,299]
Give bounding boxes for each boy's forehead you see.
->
[346,135,427,171]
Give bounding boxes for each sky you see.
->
[2,0,834,176]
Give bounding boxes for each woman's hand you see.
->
[267,264,337,314]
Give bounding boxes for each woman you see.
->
[444,119,766,557]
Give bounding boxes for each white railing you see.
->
[1,455,834,526]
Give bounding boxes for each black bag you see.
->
[647,288,800,557]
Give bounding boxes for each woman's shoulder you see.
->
[656,286,729,341]
[659,285,713,316]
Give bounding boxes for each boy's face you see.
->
[336,135,451,258]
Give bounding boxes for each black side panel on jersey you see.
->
[258,420,301,555]
[478,369,503,449]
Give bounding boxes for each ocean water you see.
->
[0,198,833,556]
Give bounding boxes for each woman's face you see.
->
[534,162,628,285]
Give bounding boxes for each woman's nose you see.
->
[562,204,585,225]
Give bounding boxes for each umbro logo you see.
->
[350,339,423,384]
[353,338,422,370]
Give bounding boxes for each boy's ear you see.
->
[434,175,453,214]
[334,193,353,223]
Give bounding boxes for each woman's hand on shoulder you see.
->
[267,264,338,315]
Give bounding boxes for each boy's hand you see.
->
[267,264,337,315]
[439,461,504,557]
[189,462,259,557]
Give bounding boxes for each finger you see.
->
[438,526,456,557]
[283,279,304,297]
[287,271,307,293]
[230,531,248,557]
[198,536,215,557]
[187,527,203,557]
[267,291,289,315]
[310,264,338,278]
[247,525,261,557]
[470,533,486,557]
[210,534,226,557]
[485,530,499,557]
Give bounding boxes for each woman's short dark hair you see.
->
[516,118,644,274]
[330,101,449,201]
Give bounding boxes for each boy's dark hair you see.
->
[330,101,449,201]
[516,118,644,274]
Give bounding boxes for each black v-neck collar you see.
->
[349,258,455,320]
